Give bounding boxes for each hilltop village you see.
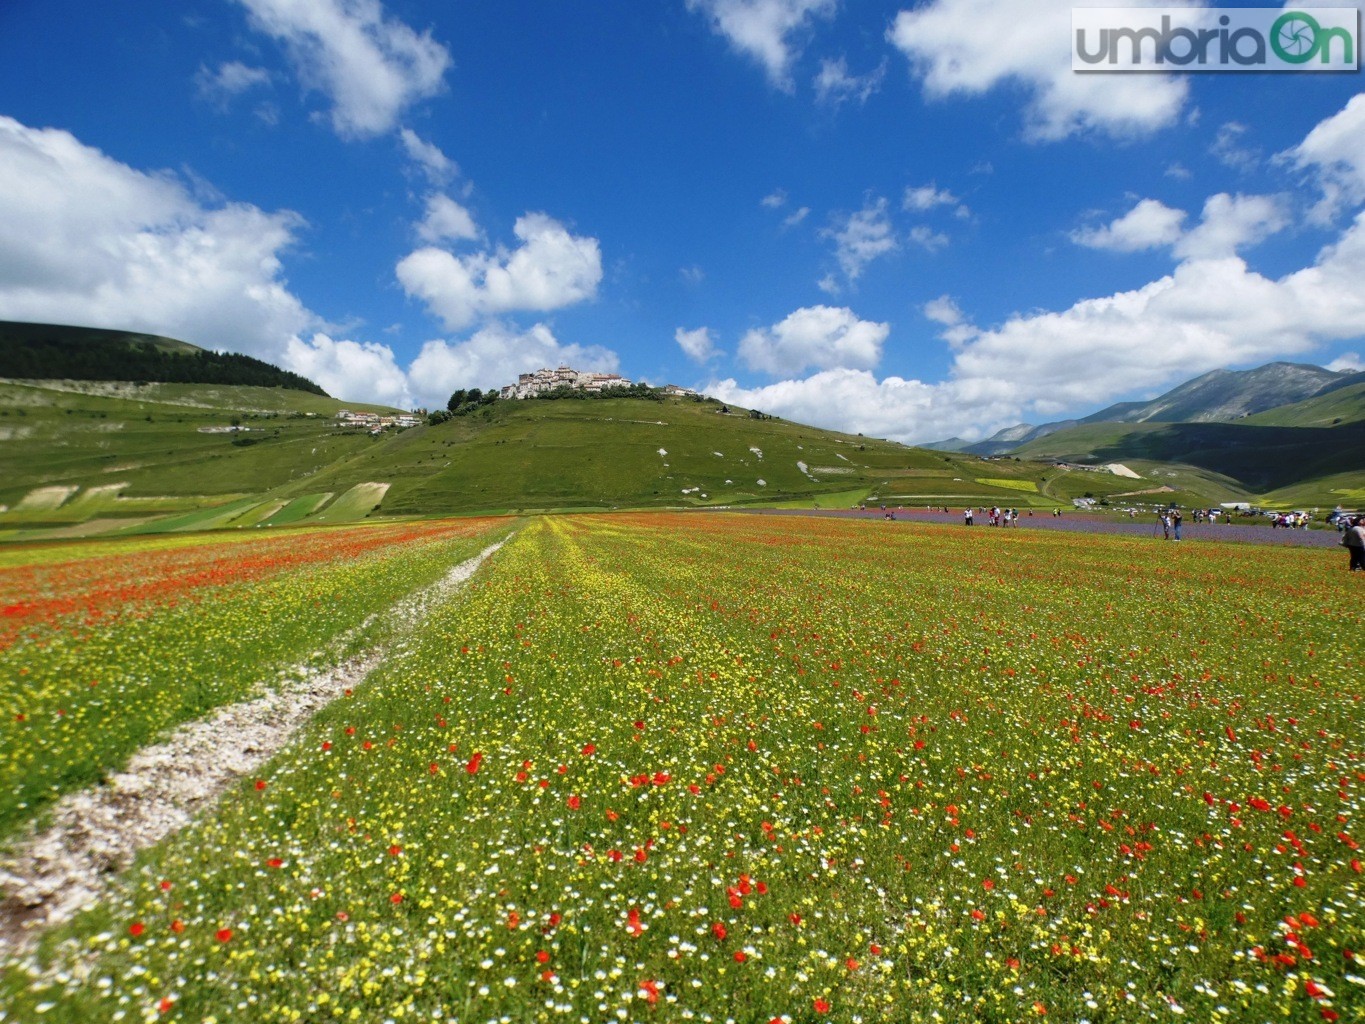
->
[498,366,697,400]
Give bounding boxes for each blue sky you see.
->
[1,1,1363,443]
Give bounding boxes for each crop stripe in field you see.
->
[0,539,506,956]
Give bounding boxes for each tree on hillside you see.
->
[447,389,467,411]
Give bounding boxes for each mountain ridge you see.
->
[944,361,1352,455]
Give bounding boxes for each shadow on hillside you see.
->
[1086,421,1365,492]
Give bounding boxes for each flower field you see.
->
[2,512,1362,1023]
[0,519,508,838]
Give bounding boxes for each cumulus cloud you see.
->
[396,212,602,330]
[887,0,1189,140]
[1210,121,1259,172]
[0,115,314,359]
[1281,93,1365,223]
[821,197,897,283]
[1071,198,1187,252]
[685,0,837,90]
[737,305,889,375]
[235,0,450,138]
[405,322,619,406]
[903,183,963,214]
[1327,352,1362,372]
[1173,193,1287,260]
[709,100,1365,453]
[416,193,480,244]
[711,196,1365,443]
[676,326,719,363]
[195,61,272,106]
[908,225,949,252]
[283,332,413,405]
[399,127,457,184]
[813,56,886,106]
[761,189,788,209]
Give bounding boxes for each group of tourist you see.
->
[963,506,1022,526]
[1271,511,1312,529]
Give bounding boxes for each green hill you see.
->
[0,376,1082,540]
[4,331,1363,541]
[0,320,328,395]
[1009,414,1365,506]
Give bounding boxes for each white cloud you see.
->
[1328,352,1362,373]
[887,0,1189,141]
[738,305,889,375]
[761,189,787,208]
[399,128,457,184]
[195,61,272,105]
[0,116,313,361]
[813,56,886,106]
[417,193,480,244]
[676,326,719,363]
[685,0,837,90]
[923,294,964,326]
[1071,198,1187,252]
[712,205,1365,443]
[1173,193,1287,260]
[679,264,706,285]
[1281,93,1365,223]
[783,206,810,228]
[822,197,897,282]
[903,183,960,213]
[235,0,450,138]
[908,225,949,252]
[1210,121,1259,172]
[396,212,603,330]
[405,322,619,406]
[283,332,412,406]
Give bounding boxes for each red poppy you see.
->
[814,998,831,1014]
[567,794,581,810]
[129,922,145,937]
[466,751,483,774]
[215,928,233,943]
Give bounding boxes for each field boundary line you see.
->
[0,538,506,958]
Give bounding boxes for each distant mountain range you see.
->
[927,362,1361,455]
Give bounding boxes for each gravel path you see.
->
[0,539,505,957]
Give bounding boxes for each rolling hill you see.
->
[0,320,328,395]
[3,325,1362,540]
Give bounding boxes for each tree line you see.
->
[1,330,327,395]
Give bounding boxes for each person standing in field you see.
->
[1159,512,1170,540]
[1342,515,1365,571]
[1172,508,1183,541]
[964,507,974,526]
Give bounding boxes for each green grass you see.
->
[4,513,1359,1023]
[4,377,1362,535]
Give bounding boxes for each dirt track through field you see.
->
[0,539,505,958]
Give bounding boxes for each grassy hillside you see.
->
[275,396,1049,514]
[1238,380,1365,428]
[1010,414,1365,506]
[0,381,1088,539]
[0,380,405,533]
[6,370,1359,540]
